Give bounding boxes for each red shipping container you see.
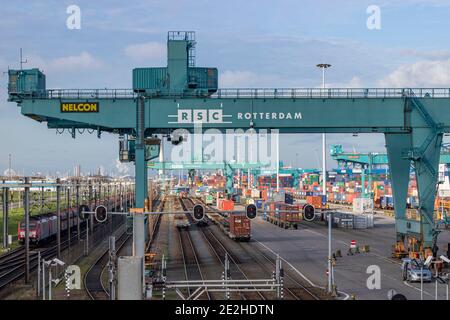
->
[221,200,234,211]
[261,190,268,201]
[229,215,250,240]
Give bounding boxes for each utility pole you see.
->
[24,177,30,283]
[8,154,12,180]
[2,183,9,248]
[56,178,61,259]
[327,212,333,294]
[317,64,332,198]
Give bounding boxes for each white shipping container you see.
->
[353,198,374,214]
[251,189,261,198]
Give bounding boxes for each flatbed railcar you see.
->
[202,201,251,241]
[264,202,302,229]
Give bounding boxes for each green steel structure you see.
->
[331,144,450,167]
[7,30,450,261]
[330,144,450,198]
[148,161,269,193]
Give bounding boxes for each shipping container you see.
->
[8,69,46,96]
[265,202,301,229]
[228,214,251,241]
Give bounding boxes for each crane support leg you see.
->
[385,133,411,255]
[385,96,443,256]
[133,96,147,297]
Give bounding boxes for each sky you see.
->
[1,0,450,176]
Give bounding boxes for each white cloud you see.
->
[219,70,290,88]
[47,52,104,72]
[327,76,363,88]
[396,49,450,60]
[379,60,450,87]
[124,42,166,62]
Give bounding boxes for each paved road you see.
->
[250,213,450,300]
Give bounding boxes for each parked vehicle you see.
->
[401,258,432,282]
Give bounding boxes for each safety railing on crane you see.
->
[14,87,450,100]
[45,89,137,99]
[213,88,450,99]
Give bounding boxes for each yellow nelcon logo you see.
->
[61,102,99,113]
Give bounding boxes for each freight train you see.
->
[18,210,80,244]
[206,208,251,241]
[183,197,251,241]
[263,202,302,229]
[18,194,133,244]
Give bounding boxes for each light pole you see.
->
[316,64,331,199]
[317,63,333,294]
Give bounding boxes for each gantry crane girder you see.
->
[8,31,450,253]
[331,144,450,167]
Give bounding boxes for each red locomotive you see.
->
[18,210,79,244]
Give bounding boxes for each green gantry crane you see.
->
[8,30,450,259]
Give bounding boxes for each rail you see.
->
[10,88,450,100]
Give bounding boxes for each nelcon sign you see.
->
[61,102,99,113]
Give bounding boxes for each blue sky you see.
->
[1,0,450,176]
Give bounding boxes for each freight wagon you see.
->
[175,213,190,229]
[18,194,131,244]
[18,210,78,244]
[205,204,251,241]
[264,202,302,229]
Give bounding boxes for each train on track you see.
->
[200,199,251,241]
[179,197,251,241]
[17,194,133,244]
[17,210,79,244]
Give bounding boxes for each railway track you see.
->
[0,198,130,292]
[84,195,162,300]
[177,227,211,300]
[84,231,131,300]
[0,229,89,290]
[180,197,267,300]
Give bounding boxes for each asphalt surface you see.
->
[249,212,450,300]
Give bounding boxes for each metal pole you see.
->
[42,259,46,300]
[109,236,116,300]
[41,180,44,214]
[421,264,424,300]
[24,177,30,284]
[89,180,93,234]
[37,251,41,297]
[328,212,332,293]
[276,254,280,299]
[48,266,52,300]
[67,185,71,250]
[76,181,80,242]
[2,185,9,248]
[85,218,89,256]
[56,178,61,259]
[436,265,438,300]
[276,131,279,192]
[447,278,449,300]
